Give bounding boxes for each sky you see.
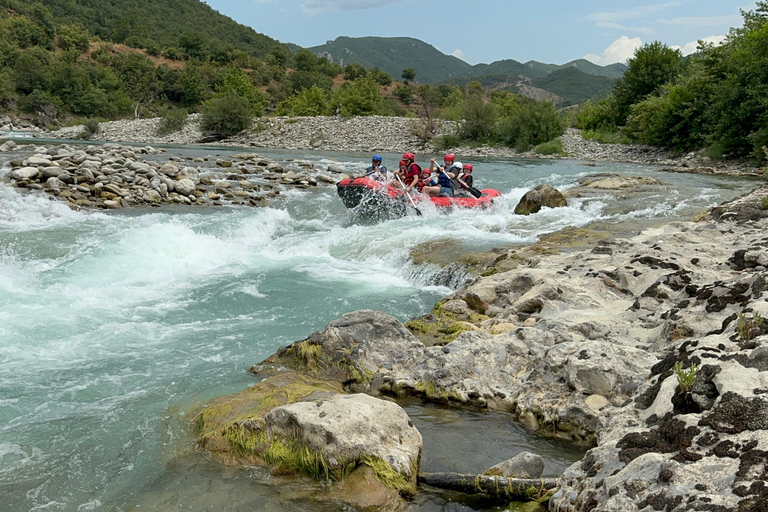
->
[203,0,755,66]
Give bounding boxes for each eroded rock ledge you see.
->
[199,185,768,510]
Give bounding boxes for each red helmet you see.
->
[444,154,455,162]
[421,169,431,176]
[402,152,415,160]
[399,160,407,167]
[462,163,473,171]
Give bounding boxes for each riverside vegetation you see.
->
[3,0,768,167]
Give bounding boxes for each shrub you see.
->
[496,99,564,151]
[155,107,188,136]
[200,94,252,139]
[432,133,462,151]
[673,361,698,394]
[534,138,566,156]
[736,311,764,347]
[76,118,100,139]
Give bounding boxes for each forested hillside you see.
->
[4,0,288,59]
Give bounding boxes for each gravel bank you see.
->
[37,115,762,174]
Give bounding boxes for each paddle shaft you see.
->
[396,174,422,216]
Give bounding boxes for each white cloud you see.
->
[587,2,682,24]
[451,49,467,61]
[673,34,727,55]
[301,0,407,15]
[583,36,643,65]
[657,14,742,26]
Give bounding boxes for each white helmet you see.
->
[451,161,462,171]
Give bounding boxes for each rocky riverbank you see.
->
[0,140,352,209]
[32,115,761,174]
[195,185,768,511]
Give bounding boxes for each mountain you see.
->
[22,0,289,58]
[531,67,616,106]
[460,59,550,81]
[557,59,628,79]
[309,36,473,82]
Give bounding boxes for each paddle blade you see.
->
[467,186,482,198]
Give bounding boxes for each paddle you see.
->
[455,175,482,198]
[438,167,464,191]
[396,174,422,216]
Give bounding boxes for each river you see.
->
[0,142,757,511]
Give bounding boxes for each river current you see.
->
[0,143,757,511]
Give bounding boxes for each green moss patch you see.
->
[195,372,343,460]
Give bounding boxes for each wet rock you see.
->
[514,184,567,215]
[266,393,422,491]
[483,451,544,479]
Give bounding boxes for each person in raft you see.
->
[401,152,422,193]
[428,153,460,197]
[365,154,388,182]
[416,167,437,194]
[455,163,475,197]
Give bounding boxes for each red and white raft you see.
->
[336,177,501,219]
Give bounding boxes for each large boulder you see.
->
[266,393,422,492]
[514,184,567,215]
[196,372,421,496]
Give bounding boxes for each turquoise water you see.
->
[0,144,756,511]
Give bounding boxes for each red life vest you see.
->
[404,163,421,187]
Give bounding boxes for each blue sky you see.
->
[203,0,754,66]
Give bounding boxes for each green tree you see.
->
[287,70,333,94]
[331,77,383,116]
[344,63,366,81]
[200,94,253,139]
[496,98,564,151]
[110,52,159,118]
[401,67,416,84]
[215,67,267,116]
[368,67,392,86]
[13,47,50,94]
[275,85,330,116]
[293,49,318,72]
[55,24,91,53]
[178,30,207,60]
[5,16,51,49]
[613,41,682,124]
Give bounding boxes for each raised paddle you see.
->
[396,174,422,216]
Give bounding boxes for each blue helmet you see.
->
[372,154,383,162]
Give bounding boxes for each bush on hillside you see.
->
[275,85,330,116]
[200,94,252,139]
